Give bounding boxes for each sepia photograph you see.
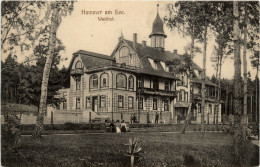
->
[1,1,259,166]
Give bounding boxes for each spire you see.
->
[149,4,167,38]
[120,30,124,39]
[118,30,124,41]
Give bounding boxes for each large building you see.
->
[57,9,221,124]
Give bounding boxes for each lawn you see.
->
[2,132,259,167]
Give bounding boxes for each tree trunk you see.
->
[33,4,59,138]
[201,25,208,134]
[233,1,244,143]
[181,104,192,134]
[256,68,258,125]
[225,85,229,122]
[217,53,223,127]
[214,53,220,125]
[181,33,195,134]
[243,4,248,126]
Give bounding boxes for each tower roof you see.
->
[149,10,167,38]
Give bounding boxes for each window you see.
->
[119,46,129,58]
[116,73,127,89]
[118,95,124,108]
[86,97,91,108]
[76,98,80,109]
[208,104,212,114]
[165,81,169,91]
[153,78,159,90]
[179,91,183,101]
[139,97,143,109]
[173,81,176,90]
[183,75,187,86]
[76,78,81,90]
[176,91,179,101]
[128,75,134,90]
[182,90,185,101]
[63,92,67,110]
[153,98,157,110]
[100,96,106,108]
[164,100,169,111]
[198,103,201,113]
[75,61,83,69]
[128,96,133,109]
[90,74,98,90]
[137,77,143,88]
[100,73,109,88]
[185,92,188,102]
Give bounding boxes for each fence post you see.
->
[89,112,92,130]
[51,111,53,127]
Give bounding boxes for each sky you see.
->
[3,1,258,80]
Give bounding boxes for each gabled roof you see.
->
[123,39,179,79]
[69,50,113,69]
[192,62,203,71]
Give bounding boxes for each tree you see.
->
[1,54,20,103]
[1,1,49,54]
[210,2,233,127]
[33,1,73,138]
[165,2,217,134]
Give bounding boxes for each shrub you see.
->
[2,112,21,152]
[233,120,254,166]
[64,122,77,130]
[183,152,200,166]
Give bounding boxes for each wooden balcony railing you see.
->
[137,87,176,97]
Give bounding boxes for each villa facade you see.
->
[57,10,221,124]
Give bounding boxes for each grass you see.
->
[2,132,259,167]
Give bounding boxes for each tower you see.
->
[149,4,167,51]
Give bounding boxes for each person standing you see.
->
[130,114,134,124]
[155,112,159,124]
[133,114,136,124]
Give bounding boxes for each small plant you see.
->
[126,137,143,167]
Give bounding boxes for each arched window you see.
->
[90,74,98,90]
[119,47,129,58]
[128,75,134,90]
[116,73,127,89]
[75,61,83,69]
[100,73,109,88]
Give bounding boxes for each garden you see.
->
[2,131,259,167]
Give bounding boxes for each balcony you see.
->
[191,93,217,102]
[137,87,176,97]
[70,68,84,76]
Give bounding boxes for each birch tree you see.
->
[33,1,73,138]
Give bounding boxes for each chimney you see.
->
[173,49,177,54]
[133,33,137,50]
[142,40,146,47]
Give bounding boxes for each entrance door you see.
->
[92,96,98,112]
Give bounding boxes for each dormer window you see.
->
[75,61,83,69]
[154,61,159,70]
[165,65,169,72]
[148,58,159,70]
